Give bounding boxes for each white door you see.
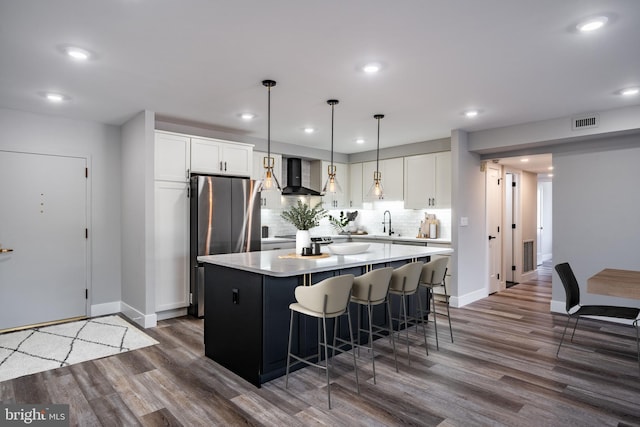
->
[0,151,87,330]
[486,165,502,294]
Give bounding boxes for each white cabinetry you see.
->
[349,163,363,208]
[252,151,283,209]
[363,158,404,201]
[155,132,190,181]
[404,151,451,209]
[154,181,190,312]
[191,137,252,177]
[154,132,189,315]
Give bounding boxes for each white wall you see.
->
[0,108,122,307]
[451,130,487,306]
[468,105,640,154]
[120,110,156,327]
[552,141,640,309]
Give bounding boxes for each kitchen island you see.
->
[198,243,453,386]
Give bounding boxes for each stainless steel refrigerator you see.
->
[190,175,261,317]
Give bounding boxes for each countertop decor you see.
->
[281,200,327,254]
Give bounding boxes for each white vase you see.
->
[296,229,311,255]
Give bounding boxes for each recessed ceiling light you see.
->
[520,158,529,163]
[548,166,554,171]
[619,87,639,96]
[356,138,365,144]
[304,127,315,134]
[576,16,608,32]
[363,63,381,74]
[239,112,256,120]
[547,173,554,178]
[47,93,65,102]
[65,46,91,61]
[464,110,479,118]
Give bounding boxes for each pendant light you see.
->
[260,79,281,192]
[366,114,385,200]
[322,99,342,195]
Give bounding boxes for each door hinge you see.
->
[497,226,500,233]
[512,265,516,271]
[497,178,501,185]
[512,223,516,229]
[512,181,516,187]
[85,289,88,299]
[85,167,88,178]
[497,273,500,280]
[189,293,193,304]
[85,228,88,239]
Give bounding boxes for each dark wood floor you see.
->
[2,267,640,426]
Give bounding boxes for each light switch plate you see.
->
[460,217,469,226]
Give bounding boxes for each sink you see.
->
[327,242,370,255]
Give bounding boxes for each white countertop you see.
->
[199,242,453,277]
[261,234,451,245]
[347,234,451,244]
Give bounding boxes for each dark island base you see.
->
[204,258,430,387]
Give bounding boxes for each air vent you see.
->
[572,113,599,130]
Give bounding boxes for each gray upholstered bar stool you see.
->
[419,257,452,350]
[285,274,359,409]
[388,261,428,364]
[347,266,397,384]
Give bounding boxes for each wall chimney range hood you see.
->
[281,158,322,196]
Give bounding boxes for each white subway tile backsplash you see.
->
[262,199,451,240]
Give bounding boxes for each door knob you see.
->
[0,248,14,253]
[488,235,496,240]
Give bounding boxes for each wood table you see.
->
[587,268,640,300]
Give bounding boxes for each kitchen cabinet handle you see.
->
[0,248,14,253]
[224,162,227,171]
[220,161,223,171]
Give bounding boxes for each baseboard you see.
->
[550,299,637,326]
[90,301,121,317]
[156,307,188,321]
[120,302,157,329]
[450,288,487,308]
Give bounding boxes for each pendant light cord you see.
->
[267,84,271,159]
[374,114,384,174]
[330,102,334,169]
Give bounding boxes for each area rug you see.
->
[0,315,158,382]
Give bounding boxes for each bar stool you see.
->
[285,274,359,409]
[419,257,452,350]
[346,266,397,384]
[388,261,428,364]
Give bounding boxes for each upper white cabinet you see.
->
[191,137,253,177]
[155,132,190,182]
[252,151,283,209]
[362,158,404,201]
[404,151,451,209]
[348,162,363,208]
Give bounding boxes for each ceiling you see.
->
[1,1,639,154]
[493,154,554,176]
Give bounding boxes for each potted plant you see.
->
[281,200,327,254]
[328,210,358,234]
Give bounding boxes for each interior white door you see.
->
[486,165,502,294]
[0,151,87,330]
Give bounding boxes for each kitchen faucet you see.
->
[382,210,393,236]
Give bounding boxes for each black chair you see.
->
[555,262,640,370]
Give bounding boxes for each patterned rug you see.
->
[0,315,158,382]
